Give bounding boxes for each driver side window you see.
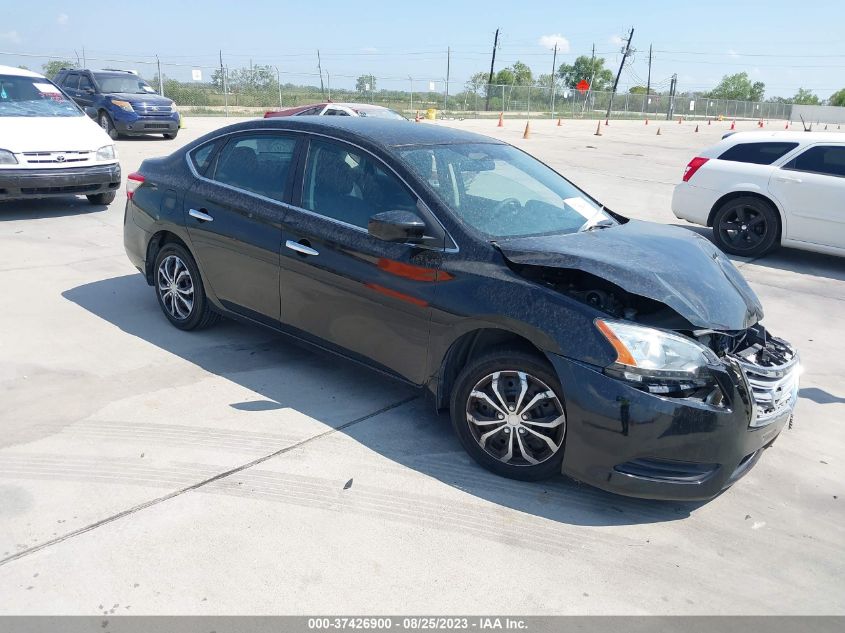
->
[301,139,417,229]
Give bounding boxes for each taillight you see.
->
[683,157,709,182]
[126,172,145,199]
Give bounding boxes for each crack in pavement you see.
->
[0,395,418,568]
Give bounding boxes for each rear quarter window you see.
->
[718,142,799,165]
[189,142,218,176]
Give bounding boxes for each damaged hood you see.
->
[497,220,764,331]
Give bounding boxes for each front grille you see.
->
[136,105,172,117]
[22,151,92,165]
[20,184,94,194]
[730,336,799,427]
[143,123,170,129]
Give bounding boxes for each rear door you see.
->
[60,72,80,102]
[768,143,845,249]
[277,136,445,384]
[76,73,96,108]
[183,131,302,324]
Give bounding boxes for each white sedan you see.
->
[672,131,845,257]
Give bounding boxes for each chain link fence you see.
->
[1,50,807,121]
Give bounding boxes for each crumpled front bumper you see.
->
[548,352,795,500]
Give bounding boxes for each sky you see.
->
[1,0,844,98]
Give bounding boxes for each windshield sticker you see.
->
[33,82,61,94]
[142,85,156,93]
[563,196,598,219]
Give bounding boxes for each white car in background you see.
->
[672,131,845,257]
[0,65,120,206]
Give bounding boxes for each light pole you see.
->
[273,66,282,108]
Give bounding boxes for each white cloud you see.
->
[57,13,69,25]
[0,30,21,44]
[727,49,740,58]
[360,46,378,54]
[609,34,625,47]
[538,34,570,52]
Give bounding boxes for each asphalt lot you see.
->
[0,116,843,615]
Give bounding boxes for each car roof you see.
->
[0,64,45,79]
[231,117,503,148]
[721,130,845,144]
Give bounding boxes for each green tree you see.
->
[493,61,533,87]
[792,88,820,105]
[830,88,845,107]
[356,74,376,93]
[557,55,613,91]
[706,72,765,101]
[465,71,490,93]
[42,60,77,79]
[629,85,648,94]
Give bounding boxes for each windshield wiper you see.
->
[583,219,615,231]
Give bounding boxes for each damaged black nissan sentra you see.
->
[123,117,800,500]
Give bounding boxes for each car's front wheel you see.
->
[153,243,220,330]
[98,111,119,140]
[712,196,780,257]
[449,349,567,481]
[163,130,178,140]
[86,191,116,205]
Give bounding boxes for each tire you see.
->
[98,111,119,140]
[449,348,566,481]
[163,130,178,140]
[86,191,116,205]
[712,196,780,257]
[153,243,220,331]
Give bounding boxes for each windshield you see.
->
[399,143,614,238]
[94,74,156,94]
[0,74,82,117]
[356,107,405,120]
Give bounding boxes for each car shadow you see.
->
[799,387,845,405]
[62,274,705,527]
[0,198,109,220]
[671,223,845,282]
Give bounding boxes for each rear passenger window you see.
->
[783,146,845,178]
[718,142,799,165]
[62,73,79,89]
[212,134,296,201]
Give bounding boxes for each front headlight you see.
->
[596,319,724,400]
[111,99,134,112]
[0,149,18,165]
[96,145,117,161]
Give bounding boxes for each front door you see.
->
[770,143,845,249]
[184,132,301,324]
[278,137,444,384]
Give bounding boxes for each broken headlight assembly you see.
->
[595,318,725,405]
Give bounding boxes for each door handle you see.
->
[188,208,214,222]
[775,176,802,183]
[285,240,319,257]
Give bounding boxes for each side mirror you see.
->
[83,88,95,95]
[84,106,98,119]
[368,210,426,243]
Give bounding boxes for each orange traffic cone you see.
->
[730,120,735,130]
[557,117,562,126]
[594,120,602,136]
[523,121,531,139]
[825,124,829,130]
[604,118,609,126]
[708,119,711,125]
[414,111,421,123]
[645,118,649,125]
[656,127,661,135]
[785,121,789,129]
[678,116,683,124]
[695,124,699,132]
[497,112,504,127]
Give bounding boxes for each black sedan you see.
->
[123,117,800,500]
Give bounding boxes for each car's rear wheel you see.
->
[153,243,220,330]
[712,196,780,257]
[98,111,119,140]
[449,349,566,481]
[86,191,116,205]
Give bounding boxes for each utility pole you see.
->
[156,55,163,96]
[82,47,86,68]
[317,50,325,98]
[274,66,282,108]
[666,73,677,120]
[484,28,499,111]
[581,43,596,115]
[445,46,451,112]
[219,50,228,117]
[605,27,634,121]
[644,44,652,114]
[550,42,558,118]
